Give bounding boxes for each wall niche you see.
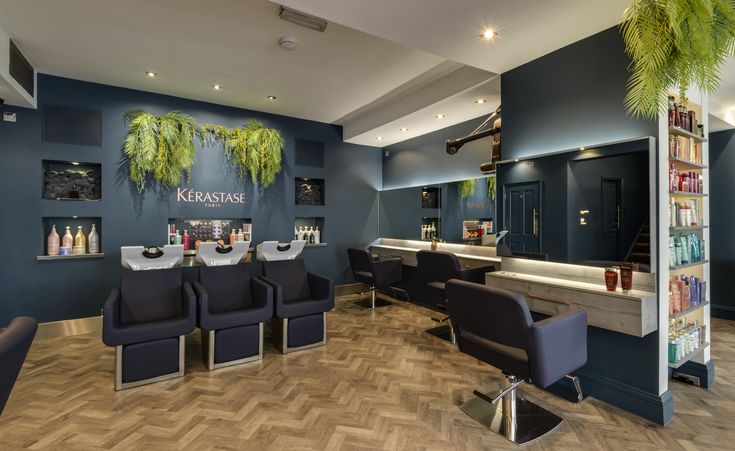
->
[43,160,101,201]
[295,177,325,206]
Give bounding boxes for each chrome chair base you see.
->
[355,289,392,309]
[461,376,563,445]
[425,324,456,344]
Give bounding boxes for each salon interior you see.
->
[1,1,735,449]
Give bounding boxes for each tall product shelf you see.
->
[658,92,712,385]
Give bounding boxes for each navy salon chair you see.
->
[416,250,495,343]
[0,316,37,416]
[102,268,196,390]
[446,279,587,445]
[193,265,273,370]
[261,259,334,353]
[347,248,402,309]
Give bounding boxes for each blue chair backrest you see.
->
[0,316,37,416]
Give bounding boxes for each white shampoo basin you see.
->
[195,241,250,266]
[256,240,306,261]
[121,245,184,270]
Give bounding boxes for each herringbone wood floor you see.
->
[0,294,733,450]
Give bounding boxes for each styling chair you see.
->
[446,279,587,445]
[0,317,37,416]
[261,259,334,353]
[416,250,495,343]
[193,265,273,370]
[102,268,196,390]
[347,248,402,309]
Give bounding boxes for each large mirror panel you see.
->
[496,137,652,270]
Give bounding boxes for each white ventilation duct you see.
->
[0,25,37,109]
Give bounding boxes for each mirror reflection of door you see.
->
[503,181,541,253]
[600,177,622,260]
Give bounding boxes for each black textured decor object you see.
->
[44,169,101,200]
[295,178,325,206]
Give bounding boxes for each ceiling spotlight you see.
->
[70,161,80,166]
[400,127,408,132]
[482,29,498,40]
[213,84,222,90]
[146,71,157,77]
[278,36,299,50]
[580,147,586,150]
[266,95,277,100]
[514,158,520,162]
[377,136,384,141]
[436,113,446,119]
[475,99,486,104]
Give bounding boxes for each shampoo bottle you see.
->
[237,228,245,242]
[230,229,238,245]
[62,226,73,248]
[88,224,99,254]
[174,230,182,245]
[182,230,190,251]
[47,225,60,256]
[74,226,86,255]
[314,226,321,244]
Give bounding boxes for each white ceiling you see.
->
[276,0,632,74]
[0,0,445,124]
[710,57,735,132]
[0,0,635,145]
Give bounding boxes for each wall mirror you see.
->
[495,137,654,271]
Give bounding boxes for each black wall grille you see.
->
[43,105,102,147]
[295,138,325,168]
[9,40,34,97]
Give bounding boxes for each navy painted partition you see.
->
[709,129,735,320]
[0,74,381,326]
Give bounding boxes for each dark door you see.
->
[502,181,541,253]
[600,178,622,260]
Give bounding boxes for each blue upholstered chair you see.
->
[446,279,588,445]
[347,248,402,308]
[260,259,334,354]
[102,268,196,390]
[0,316,37,416]
[193,265,273,370]
[416,250,495,343]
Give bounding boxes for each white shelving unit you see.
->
[657,91,712,393]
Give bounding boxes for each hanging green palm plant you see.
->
[621,0,735,119]
[458,179,477,198]
[218,120,284,187]
[123,110,197,191]
[487,176,496,201]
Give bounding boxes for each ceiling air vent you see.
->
[279,6,327,33]
[9,40,34,97]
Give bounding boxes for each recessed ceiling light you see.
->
[266,95,277,100]
[400,127,408,132]
[70,161,80,166]
[475,99,486,104]
[482,29,497,40]
[146,71,157,77]
[580,147,586,150]
[213,84,222,90]
[377,136,384,141]
[435,113,446,119]
[514,158,519,162]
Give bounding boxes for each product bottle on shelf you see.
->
[182,230,190,251]
[73,226,86,255]
[62,226,73,249]
[174,230,182,245]
[307,227,314,244]
[88,224,99,254]
[314,226,321,244]
[230,228,238,245]
[430,222,436,239]
[237,228,245,242]
[47,225,60,256]
[294,226,298,240]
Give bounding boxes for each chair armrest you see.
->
[371,258,402,286]
[308,272,334,302]
[183,282,197,328]
[192,281,209,325]
[102,288,121,346]
[251,276,274,311]
[457,265,496,284]
[527,310,588,388]
[258,275,283,304]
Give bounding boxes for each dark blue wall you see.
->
[709,129,735,320]
[0,74,382,326]
[382,117,494,189]
[501,27,657,159]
